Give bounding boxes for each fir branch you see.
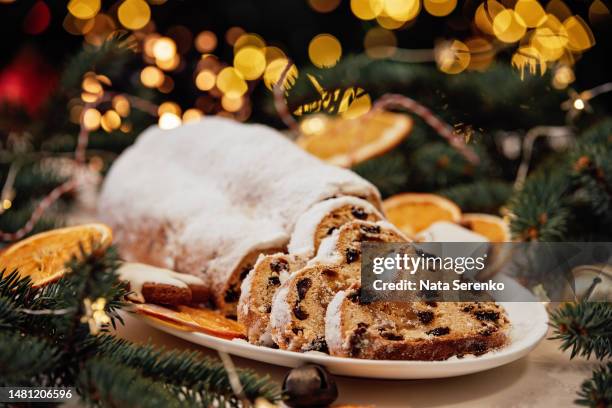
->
[571,144,612,216]
[575,362,612,407]
[549,302,612,360]
[94,336,282,406]
[353,151,410,197]
[439,180,512,213]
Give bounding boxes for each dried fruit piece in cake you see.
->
[460,213,511,242]
[312,220,410,272]
[118,262,209,305]
[288,197,384,258]
[270,265,353,352]
[135,304,246,340]
[325,287,509,360]
[238,253,307,345]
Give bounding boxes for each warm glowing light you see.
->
[364,27,397,59]
[183,108,203,123]
[341,90,372,119]
[143,34,160,57]
[2,199,11,210]
[83,108,101,130]
[424,0,456,17]
[351,0,384,20]
[140,66,164,88]
[300,115,328,135]
[552,66,575,89]
[117,0,150,30]
[564,16,595,51]
[82,76,102,94]
[81,92,100,103]
[589,0,610,25]
[234,47,266,80]
[308,0,341,13]
[264,46,286,64]
[474,0,505,35]
[112,95,130,117]
[573,98,585,110]
[435,40,470,74]
[511,46,546,79]
[308,34,342,68]
[84,13,115,46]
[546,0,572,21]
[216,67,248,98]
[101,110,121,132]
[158,101,182,116]
[159,112,181,129]
[225,26,246,46]
[153,37,177,61]
[465,37,494,71]
[67,0,100,20]
[195,31,217,53]
[493,9,527,43]
[156,54,180,71]
[376,13,406,29]
[531,15,568,61]
[514,0,547,27]
[221,95,243,112]
[264,59,298,91]
[383,0,420,21]
[63,13,95,35]
[195,70,216,91]
[234,33,265,52]
[158,76,174,93]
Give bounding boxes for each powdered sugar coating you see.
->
[98,117,381,300]
[416,221,488,242]
[288,197,383,257]
[324,289,348,354]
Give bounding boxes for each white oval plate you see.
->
[134,296,548,379]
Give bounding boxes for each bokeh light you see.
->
[195,70,216,91]
[216,67,248,98]
[308,0,341,13]
[158,101,181,117]
[195,31,217,53]
[234,33,266,52]
[182,108,203,123]
[101,110,121,132]
[234,47,266,80]
[435,39,470,74]
[514,0,547,27]
[424,0,456,17]
[264,59,298,91]
[308,34,342,68]
[117,0,150,30]
[564,16,595,51]
[140,66,164,88]
[351,0,384,20]
[383,0,420,21]
[474,0,505,35]
[67,0,100,20]
[341,90,371,119]
[83,108,101,131]
[152,37,176,61]
[225,26,245,46]
[159,112,181,129]
[493,9,527,43]
[221,95,243,112]
[466,37,494,71]
[364,27,397,59]
[112,95,130,117]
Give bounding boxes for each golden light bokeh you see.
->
[183,108,203,123]
[546,0,572,21]
[158,112,182,129]
[351,0,384,20]
[101,110,121,132]
[474,0,505,35]
[364,27,397,59]
[221,95,243,112]
[216,67,248,98]
[552,65,575,89]
[376,13,407,29]
[156,54,180,71]
[112,95,130,117]
[531,15,568,61]
[308,34,342,68]
[158,75,174,93]
[234,33,265,52]
[82,76,102,94]
[264,59,298,91]
[234,46,266,80]
[589,0,611,24]
[424,0,457,17]
[143,34,160,58]
[264,46,286,64]
[68,0,100,20]
[435,39,470,74]
[195,69,216,91]
[63,14,95,36]
[158,101,182,117]
[195,31,217,53]
[140,66,164,88]
[511,46,546,79]
[514,0,547,27]
[340,90,372,119]
[382,0,420,21]
[465,37,494,71]
[564,15,595,51]
[300,115,328,135]
[225,26,246,46]
[84,13,115,46]
[152,37,177,61]
[117,0,151,30]
[83,108,101,131]
[308,0,341,13]
[493,9,527,43]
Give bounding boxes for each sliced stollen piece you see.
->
[118,262,209,305]
[270,264,353,352]
[288,197,384,258]
[326,287,510,360]
[312,220,410,270]
[238,253,307,346]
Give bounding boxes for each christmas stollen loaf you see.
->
[98,117,381,316]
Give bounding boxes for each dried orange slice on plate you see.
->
[461,213,511,242]
[0,223,113,286]
[135,303,246,340]
[297,111,412,167]
[383,193,462,236]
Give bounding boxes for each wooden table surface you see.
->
[114,313,598,408]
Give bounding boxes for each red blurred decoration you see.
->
[0,48,58,116]
[23,1,51,35]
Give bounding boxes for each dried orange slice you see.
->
[460,213,511,242]
[383,193,462,235]
[135,303,246,340]
[0,224,113,286]
[297,111,412,167]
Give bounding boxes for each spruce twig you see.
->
[575,362,612,407]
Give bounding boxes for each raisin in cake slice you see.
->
[270,265,352,352]
[326,287,509,360]
[288,197,384,258]
[238,253,307,346]
[312,220,410,271]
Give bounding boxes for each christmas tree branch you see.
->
[575,362,612,407]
